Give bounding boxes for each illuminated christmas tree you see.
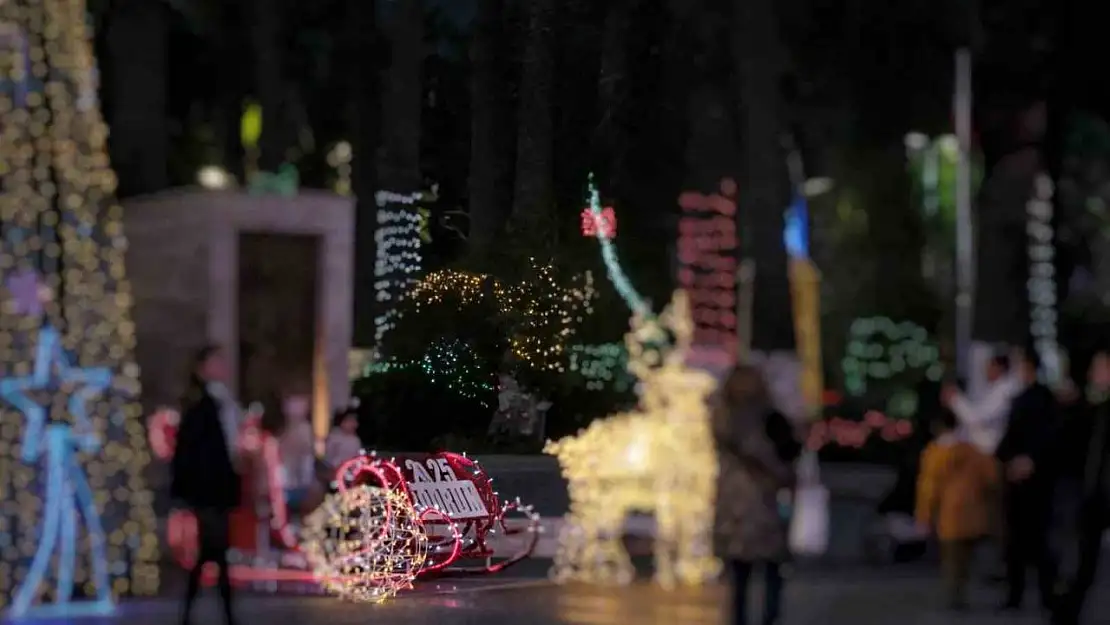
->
[0,0,159,617]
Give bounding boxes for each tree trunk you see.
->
[244,0,288,172]
[350,0,380,347]
[380,0,424,192]
[104,0,169,197]
[510,0,556,236]
[594,0,633,195]
[733,0,794,352]
[467,0,511,256]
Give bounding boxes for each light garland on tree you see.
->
[0,0,159,616]
[1026,173,1059,383]
[585,174,650,316]
[300,485,429,603]
[398,263,596,373]
[545,291,720,587]
[677,179,739,366]
[374,190,425,343]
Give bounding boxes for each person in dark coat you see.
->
[995,349,1057,611]
[170,345,240,625]
[712,364,797,625]
[1048,349,1110,625]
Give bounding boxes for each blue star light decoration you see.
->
[0,325,118,619]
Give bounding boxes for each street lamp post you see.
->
[953,48,975,383]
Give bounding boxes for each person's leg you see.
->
[1030,494,1058,612]
[942,539,973,609]
[1059,510,1104,625]
[193,507,235,625]
[761,562,784,625]
[182,509,214,625]
[209,509,235,625]
[730,560,753,625]
[1002,491,1027,608]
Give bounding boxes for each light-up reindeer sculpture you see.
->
[544,291,721,587]
[0,270,118,618]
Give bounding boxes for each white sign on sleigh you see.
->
[403,457,490,520]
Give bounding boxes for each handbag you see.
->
[789,450,830,556]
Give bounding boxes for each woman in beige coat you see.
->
[712,364,797,625]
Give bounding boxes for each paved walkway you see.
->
[15,565,1109,625]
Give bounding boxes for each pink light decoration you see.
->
[580,206,616,239]
[805,411,914,451]
[677,178,739,362]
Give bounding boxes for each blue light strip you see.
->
[586,174,651,317]
[0,325,115,619]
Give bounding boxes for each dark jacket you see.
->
[1046,399,1110,510]
[996,382,1056,473]
[766,409,802,465]
[712,400,795,562]
[170,387,240,511]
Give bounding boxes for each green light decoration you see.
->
[365,338,494,406]
[567,343,635,392]
[240,101,262,149]
[249,163,300,197]
[906,134,983,225]
[841,317,942,417]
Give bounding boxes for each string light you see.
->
[326,141,353,196]
[585,174,649,316]
[677,179,739,366]
[841,317,941,400]
[545,291,720,587]
[806,411,914,450]
[398,262,596,373]
[301,485,429,603]
[374,190,425,342]
[364,339,496,405]
[1026,173,1059,383]
[0,0,159,615]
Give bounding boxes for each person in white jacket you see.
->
[941,351,1025,456]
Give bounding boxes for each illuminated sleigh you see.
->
[335,451,541,575]
[149,407,316,586]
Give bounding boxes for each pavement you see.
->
[11,561,1110,625]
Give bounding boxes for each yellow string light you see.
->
[545,291,720,587]
[301,485,428,603]
[401,261,595,372]
[0,0,159,610]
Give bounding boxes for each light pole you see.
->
[953,48,975,383]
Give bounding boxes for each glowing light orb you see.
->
[301,485,429,603]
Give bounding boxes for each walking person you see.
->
[170,345,240,625]
[712,364,797,625]
[915,409,999,610]
[943,351,1024,581]
[1049,348,1110,625]
[996,350,1058,612]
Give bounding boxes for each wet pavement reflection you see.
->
[8,564,1109,625]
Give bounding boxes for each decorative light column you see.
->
[1026,174,1059,383]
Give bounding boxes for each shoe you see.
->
[997,601,1022,612]
[947,599,970,612]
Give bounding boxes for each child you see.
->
[277,387,318,513]
[916,408,999,610]
[325,399,363,468]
